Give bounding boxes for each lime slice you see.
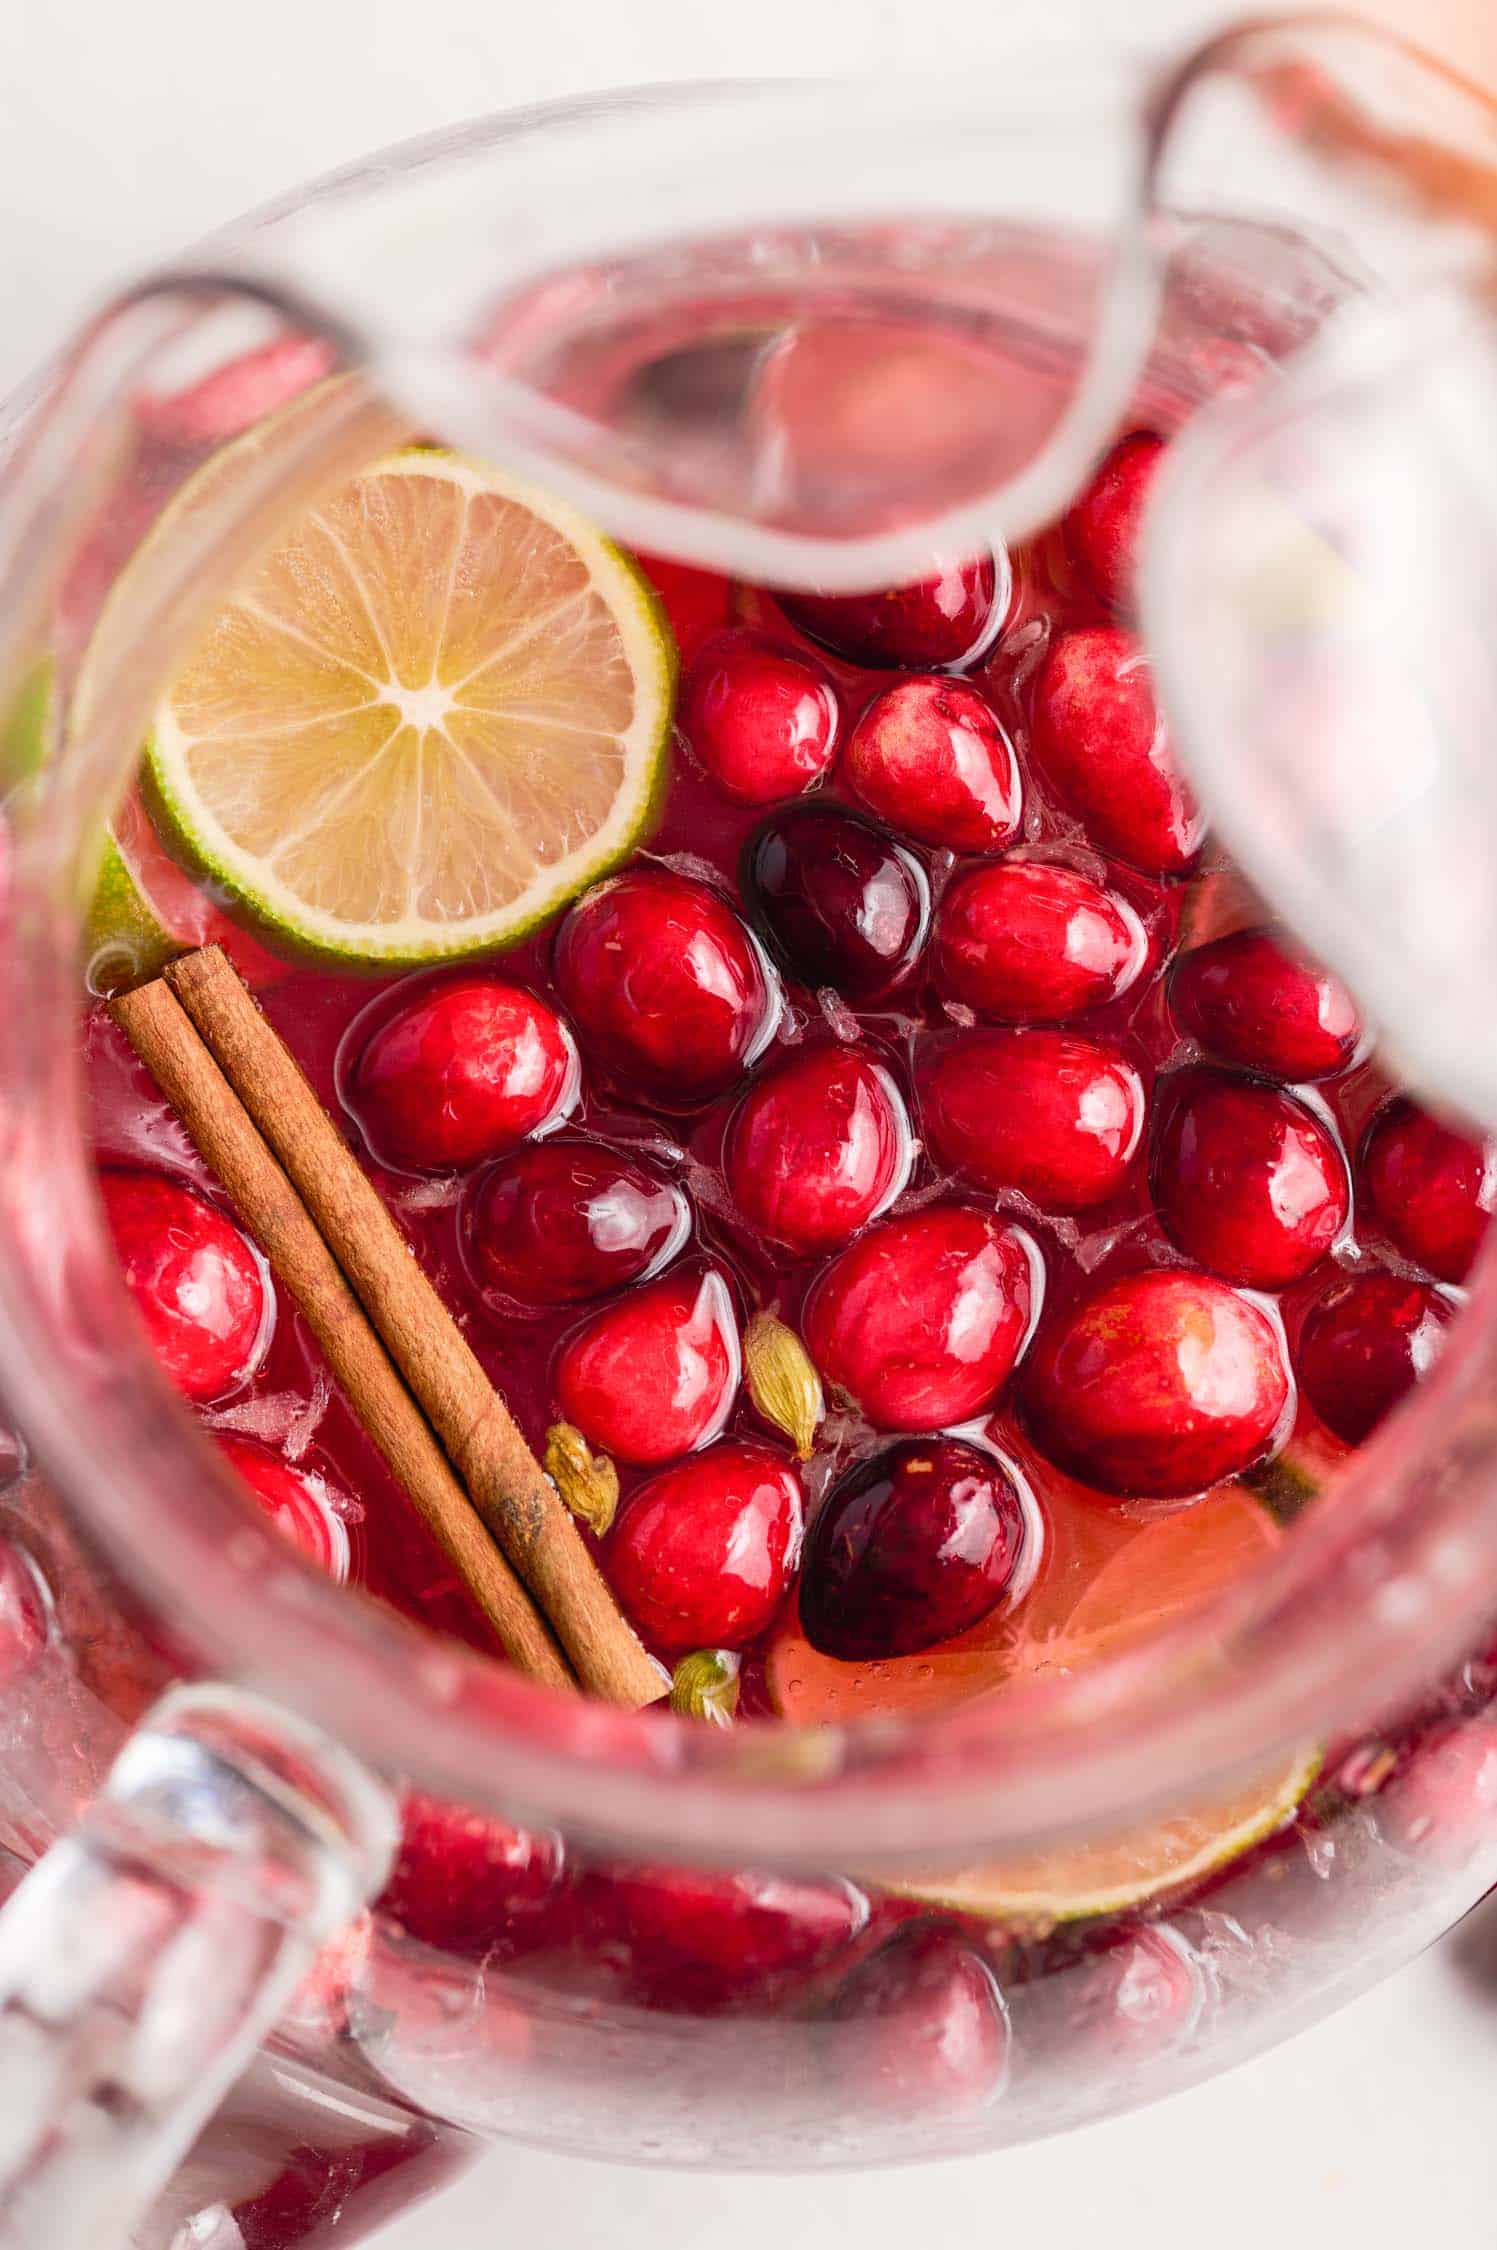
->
[143,449,675,964]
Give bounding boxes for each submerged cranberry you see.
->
[724,1046,910,1254]
[136,333,335,450]
[553,867,777,1104]
[0,1540,49,1687]
[101,1170,270,1404]
[1030,626,1203,875]
[819,1925,1009,2117]
[595,1863,866,2008]
[779,552,1003,670]
[803,1204,1038,1431]
[844,677,1022,854]
[1379,1718,1497,1863]
[680,630,839,804]
[607,1438,803,1654]
[934,859,1145,1023]
[1296,1272,1453,1445]
[800,1437,1026,1660]
[1150,1070,1349,1289]
[215,1434,350,1581]
[1361,1096,1494,1284]
[554,1264,740,1465]
[1049,1925,1205,2063]
[1021,1268,1290,1497]
[462,1140,689,1309]
[345,976,577,1173]
[742,804,930,1000]
[918,1029,1146,1210]
[1063,430,1167,610]
[377,1789,566,1958]
[1170,926,1363,1082]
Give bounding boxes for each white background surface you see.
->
[5,1,1496,2243]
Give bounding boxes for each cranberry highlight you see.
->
[844,676,1022,854]
[462,1139,689,1309]
[803,1203,1038,1431]
[799,1436,1027,1659]
[554,1264,741,1465]
[553,867,778,1105]
[344,975,578,1173]
[101,1169,271,1404]
[724,1045,911,1254]
[680,629,839,804]
[742,803,930,1001]
[607,1438,804,1654]
[1020,1267,1290,1497]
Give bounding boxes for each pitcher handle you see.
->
[0,1682,395,2250]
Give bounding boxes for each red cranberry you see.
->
[680,630,839,804]
[1021,1268,1290,1497]
[1063,430,1167,610]
[1170,926,1363,1082]
[1379,1719,1497,1863]
[214,1434,351,1581]
[800,1436,1027,1660]
[844,677,1022,854]
[1296,1272,1453,1445]
[462,1139,689,1309]
[101,1169,270,1403]
[377,1788,566,1958]
[1048,1925,1204,2063]
[554,1264,740,1465]
[135,334,336,451]
[606,1438,803,1654]
[1361,1096,1494,1284]
[1150,1069,1349,1289]
[819,1925,1009,2117]
[934,859,1146,1023]
[803,1204,1038,1431]
[595,1862,866,2007]
[344,976,578,1173]
[779,552,1004,670]
[918,1029,1146,1210]
[1030,626,1203,875]
[553,867,778,1104]
[724,1046,911,1254]
[742,804,930,1000]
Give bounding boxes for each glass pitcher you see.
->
[1,18,1497,2249]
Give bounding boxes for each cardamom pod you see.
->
[544,1421,620,1537]
[744,1310,823,1459]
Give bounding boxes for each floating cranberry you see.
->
[844,677,1022,855]
[377,1788,566,1958]
[215,1434,351,1581]
[606,1439,803,1654]
[101,1169,270,1404]
[554,1264,740,1465]
[1048,1925,1204,2063]
[803,1204,1038,1431]
[680,630,839,804]
[800,1437,1027,1660]
[1379,1718,1497,1863]
[819,1925,1009,2117]
[1030,626,1203,875]
[934,859,1146,1023]
[779,552,1004,670]
[1020,1268,1290,1497]
[595,1862,866,2009]
[553,867,778,1104]
[1150,1070,1350,1289]
[742,804,930,1000]
[1170,926,1363,1082]
[1361,1096,1494,1284]
[724,1046,911,1254]
[918,1029,1146,1209]
[1296,1272,1453,1445]
[344,976,578,1173]
[1063,430,1167,610]
[462,1140,689,1309]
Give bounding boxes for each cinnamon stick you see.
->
[109,976,574,1694]
[166,945,666,1709]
